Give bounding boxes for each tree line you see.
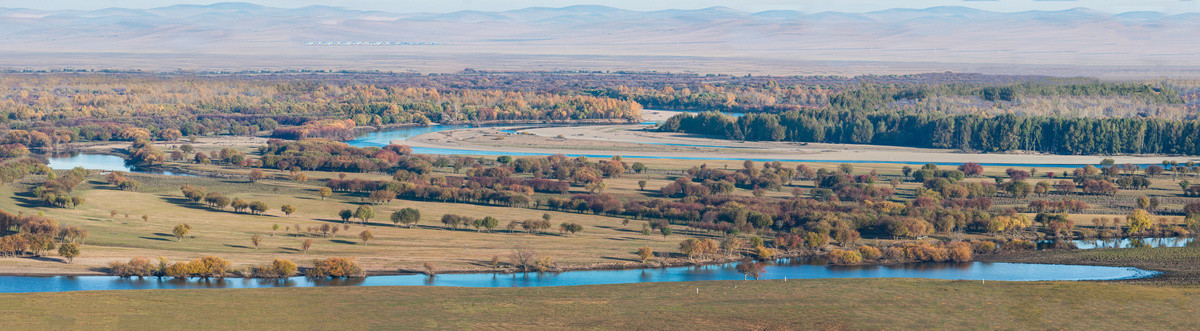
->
[659,111,1200,155]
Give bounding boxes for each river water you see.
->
[0,260,1154,293]
[45,152,192,176]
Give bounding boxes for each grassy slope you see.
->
[1,279,1198,329]
[0,172,686,274]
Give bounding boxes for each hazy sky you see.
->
[3,0,1198,13]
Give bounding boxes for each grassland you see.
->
[0,171,690,275]
[5,141,1199,276]
[2,278,1198,329]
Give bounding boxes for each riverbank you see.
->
[4,278,1197,329]
[978,245,1200,285]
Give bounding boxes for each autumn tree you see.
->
[636,246,654,263]
[255,258,298,278]
[301,238,314,253]
[318,187,332,200]
[1126,209,1154,234]
[735,261,765,280]
[251,234,262,249]
[309,257,364,278]
[358,230,374,245]
[172,223,191,241]
[248,169,266,183]
[281,204,297,216]
[58,242,80,263]
[249,201,268,215]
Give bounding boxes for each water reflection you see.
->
[1038,237,1195,250]
[45,151,192,176]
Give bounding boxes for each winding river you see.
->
[50,114,1144,175]
[25,119,1177,293]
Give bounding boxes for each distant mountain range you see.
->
[1,3,1198,76]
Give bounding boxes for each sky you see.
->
[2,0,1197,13]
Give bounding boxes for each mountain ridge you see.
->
[1,3,1197,76]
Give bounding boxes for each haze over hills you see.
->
[1,2,1198,77]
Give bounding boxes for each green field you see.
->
[2,278,1197,329]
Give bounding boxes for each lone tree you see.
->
[281,204,297,216]
[631,162,647,173]
[251,234,262,249]
[391,208,421,228]
[338,209,353,223]
[301,239,314,253]
[559,222,583,235]
[172,223,191,241]
[272,224,280,236]
[636,246,653,263]
[735,261,766,280]
[1127,209,1154,234]
[354,205,375,224]
[358,230,374,245]
[318,187,332,200]
[58,242,80,263]
[248,169,266,183]
[423,262,437,276]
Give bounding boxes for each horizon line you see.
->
[2,2,1197,16]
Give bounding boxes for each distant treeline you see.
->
[659,111,1200,155]
[0,73,642,146]
[608,80,1186,116]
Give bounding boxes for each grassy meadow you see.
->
[3,144,1199,275]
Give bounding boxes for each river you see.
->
[0,260,1155,293]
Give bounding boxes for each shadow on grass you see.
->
[330,239,358,245]
[11,190,47,209]
[224,244,252,249]
[161,196,218,212]
[139,236,174,242]
[600,256,638,263]
[20,255,67,263]
[596,225,645,235]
